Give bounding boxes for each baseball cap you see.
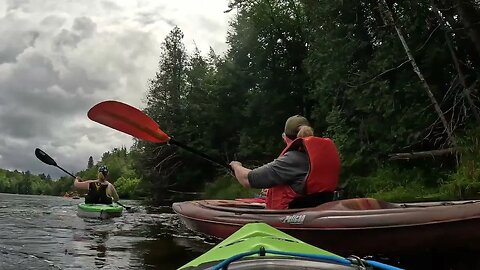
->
[284,115,310,138]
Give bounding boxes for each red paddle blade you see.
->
[87,100,170,143]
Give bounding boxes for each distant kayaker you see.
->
[74,165,119,204]
[230,115,341,210]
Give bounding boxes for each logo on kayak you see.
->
[281,214,306,224]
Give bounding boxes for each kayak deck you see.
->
[77,203,123,219]
[181,222,340,269]
[179,223,401,270]
[186,258,357,270]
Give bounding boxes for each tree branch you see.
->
[388,148,458,160]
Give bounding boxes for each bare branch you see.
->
[389,148,458,160]
[415,24,441,52]
[346,59,411,88]
[380,0,457,147]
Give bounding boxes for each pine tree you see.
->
[87,156,94,169]
[137,26,189,202]
[145,26,187,127]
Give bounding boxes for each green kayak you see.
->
[77,203,123,219]
[179,223,402,270]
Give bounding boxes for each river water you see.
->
[2,193,480,270]
[0,193,214,270]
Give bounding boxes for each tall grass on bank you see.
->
[440,129,480,199]
[203,175,260,199]
[346,166,448,202]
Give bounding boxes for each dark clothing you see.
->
[247,151,309,194]
[288,192,334,208]
[85,182,112,204]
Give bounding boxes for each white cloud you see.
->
[0,0,233,178]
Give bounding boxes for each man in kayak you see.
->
[74,165,119,204]
[230,115,341,209]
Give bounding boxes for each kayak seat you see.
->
[316,198,399,211]
[288,192,334,209]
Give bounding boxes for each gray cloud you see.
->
[0,0,231,178]
[5,0,29,12]
[0,110,53,139]
[72,17,96,36]
[0,12,40,64]
[100,1,122,12]
[135,10,161,26]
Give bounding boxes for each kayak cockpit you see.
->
[187,257,360,270]
[195,198,399,214]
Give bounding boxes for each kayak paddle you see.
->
[115,201,130,210]
[87,100,231,171]
[34,148,133,211]
[35,148,76,179]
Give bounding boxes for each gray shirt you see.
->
[247,151,309,194]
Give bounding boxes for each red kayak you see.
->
[172,198,480,256]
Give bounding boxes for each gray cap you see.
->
[284,115,310,138]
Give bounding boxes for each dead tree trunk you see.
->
[379,0,457,147]
[431,2,480,124]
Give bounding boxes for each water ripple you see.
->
[0,193,212,269]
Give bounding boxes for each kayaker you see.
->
[74,165,119,204]
[230,115,341,209]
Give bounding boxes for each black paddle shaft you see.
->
[169,138,231,171]
[57,166,76,179]
[116,201,131,210]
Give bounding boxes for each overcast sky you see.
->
[0,0,233,178]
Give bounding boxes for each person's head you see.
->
[97,165,109,181]
[283,115,314,144]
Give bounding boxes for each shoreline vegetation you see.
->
[2,132,479,204]
[4,1,480,205]
[0,147,146,200]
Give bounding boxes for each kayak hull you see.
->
[179,222,379,270]
[77,203,123,219]
[173,198,480,256]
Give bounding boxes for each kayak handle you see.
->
[210,248,405,270]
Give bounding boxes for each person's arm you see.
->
[74,177,92,190]
[108,183,120,202]
[248,151,309,190]
[229,161,252,188]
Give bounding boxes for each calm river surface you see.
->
[0,193,214,270]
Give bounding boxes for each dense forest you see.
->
[135,0,480,203]
[2,0,480,204]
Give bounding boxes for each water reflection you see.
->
[0,193,214,270]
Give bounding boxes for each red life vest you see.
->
[266,136,340,210]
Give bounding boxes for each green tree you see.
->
[115,177,142,199]
[226,0,311,160]
[136,26,189,202]
[87,156,94,169]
